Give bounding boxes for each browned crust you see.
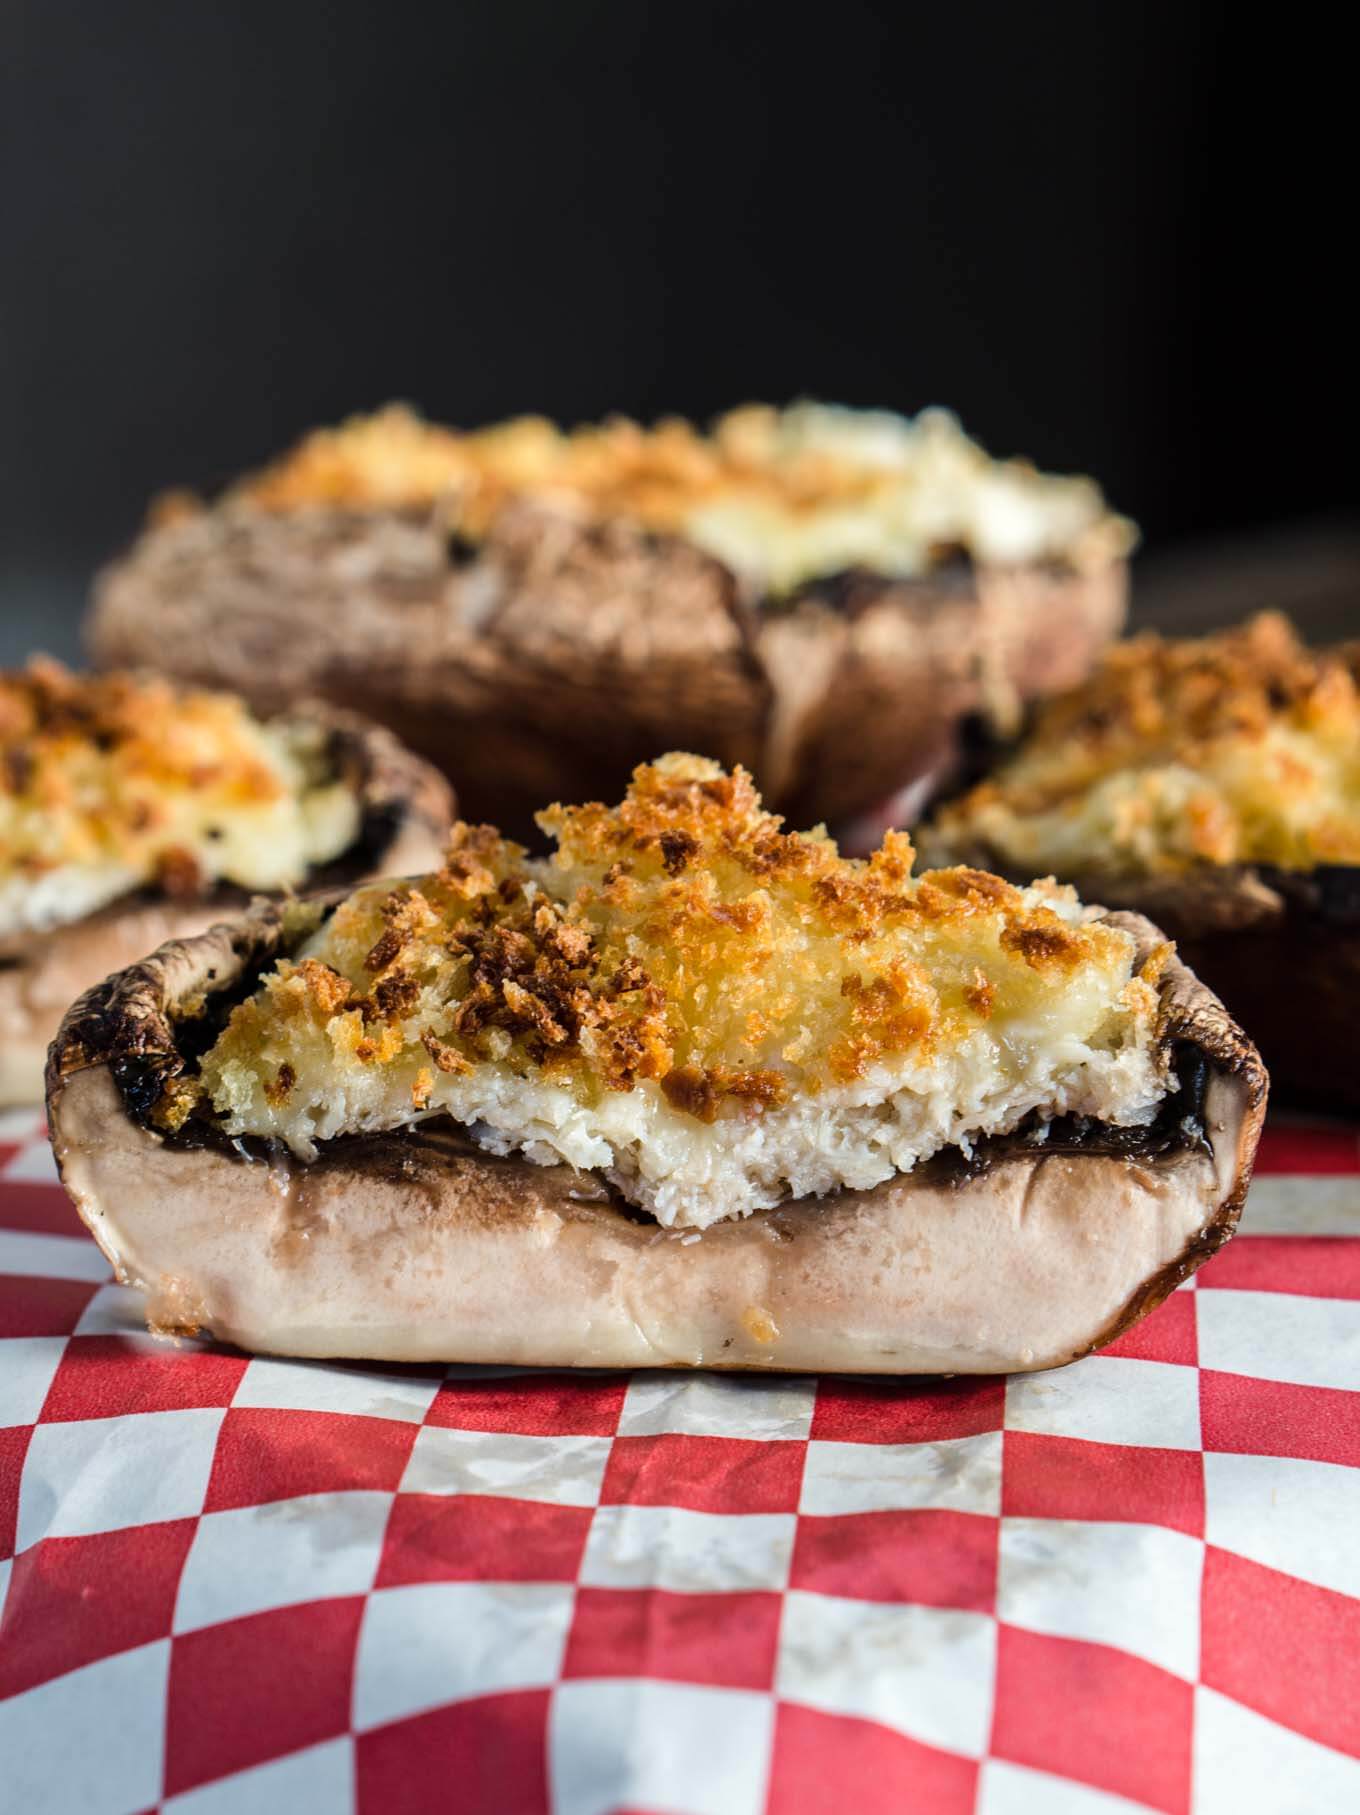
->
[47,895,1265,1372]
[89,501,1126,833]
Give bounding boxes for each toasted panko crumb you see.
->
[925,613,1360,876]
[209,756,1143,1099]
[195,756,1167,1228]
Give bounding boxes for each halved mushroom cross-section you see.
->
[48,756,1265,1374]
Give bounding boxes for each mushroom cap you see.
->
[89,500,1127,834]
[46,895,1265,1373]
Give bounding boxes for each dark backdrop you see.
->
[1,2,1351,659]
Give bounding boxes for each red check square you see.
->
[1099,1291,1198,1366]
[811,1376,1004,1445]
[39,1334,248,1422]
[164,1596,365,1797]
[205,1407,419,1512]
[1201,1545,1360,1758]
[1200,1371,1360,1469]
[428,1373,626,1437]
[0,1424,32,1560]
[562,1587,781,1689]
[990,1625,1193,1815]
[376,1493,591,1588]
[601,1433,803,1515]
[767,1703,977,1815]
[0,1274,99,1338]
[1253,1125,1360,1174]
[0,1518,195,1698]
[1197,1236,1360,1300]
[1002,1432,1205,1536]
[790,1508,998,1612]
[355,1689,550,1815]
[0,1183,89,1239]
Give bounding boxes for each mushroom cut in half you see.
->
[922,613,1360,1110]
[90,402,1134,835]
[48,755,1265,1373]
[0,660,453,1104]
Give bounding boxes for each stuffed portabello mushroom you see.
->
[0,660,452,1103]
[48,755,1264,1372]
[922,612,1360,1108]
[90,402,1134,834]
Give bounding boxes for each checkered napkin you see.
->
[1,1109,1357,1815]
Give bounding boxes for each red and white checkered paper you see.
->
[1,1109,1358,1815]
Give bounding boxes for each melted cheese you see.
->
[196,754,1167,1229]
[0,662,361,937]
[925,614,1360,877]
[224,401,1132,595]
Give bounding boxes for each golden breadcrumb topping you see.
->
[215,402,1131,593]
[925,614,1360,877]
[0,661,360,937]
[197,756,1166,1225]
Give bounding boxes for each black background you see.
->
[1,2,1352,658]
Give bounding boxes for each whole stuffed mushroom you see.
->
[90,402,1134,835]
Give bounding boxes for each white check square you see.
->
[1236,1175,1360,1237]
[551,1679,775,1815]
[401,1425,610,1507]
[978,1757,1157,1814]
[998,1518,1204,1680]
[0,1229,110,1283]
[175,1491,392,1631]
[0,1640,170,1815]
[1194,1685,1360,1815]
[0,1108,44,1146]
[801,1430,1002,1517]
[354,1580,573,1731]
[1005,1356,1200,1450]
[1197,1289,1360,1392]
[580,1504,795,1594]
[1204,1450,1360,1600]
[73,1282,159,1339]
[777,1588,995,1758]
[231,1356,441,1422]
[620,1373,816,1441]
[18,1408,224,1551]
[0,1334,67,1426]
[0,1139,60,1183]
